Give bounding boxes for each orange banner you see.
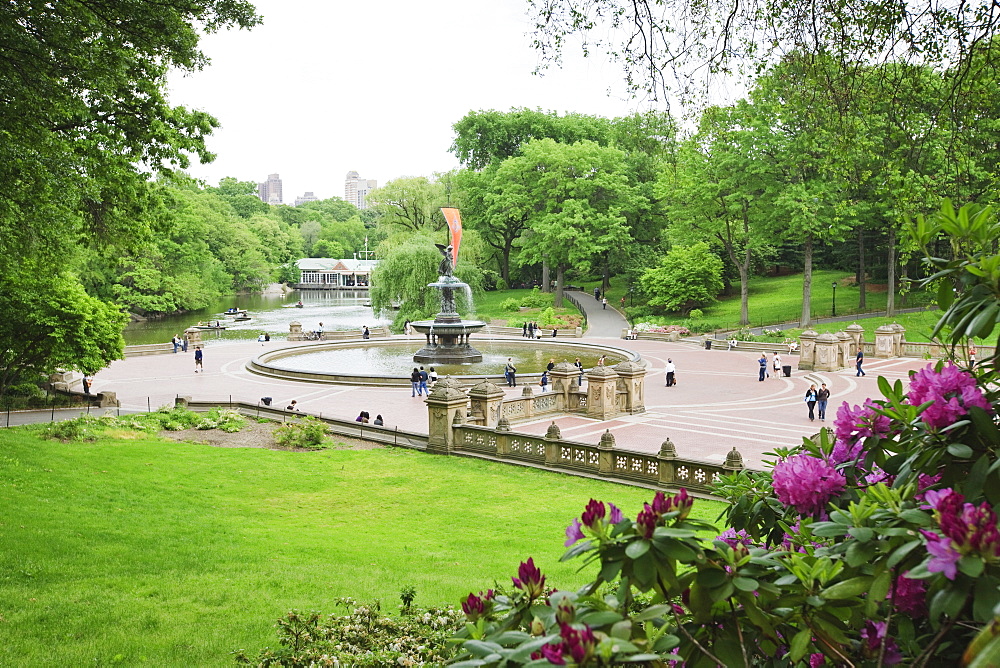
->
[441,207,463,268]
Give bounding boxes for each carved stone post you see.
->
[425,377,468,455]
[586,365,620,419]
[184,327,202,346]
[836,331,852,368]
[797,330,818,370]
[288,321,303,341]
[723,447,745,474]
[598,429,615,474]
[845,323,864,355]
[496,416,511,457]
[520,385,534,419]
[544,421,562,465]
[612,360,646,414]
[813,332,842,371]
[891,323,906,356]
[468,380,505,428]
[657,438,677,487]
[874,324,896,359]
[548,362,577,411]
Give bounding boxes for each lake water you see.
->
[123,289,390,345]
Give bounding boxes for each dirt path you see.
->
[158,420,384,451]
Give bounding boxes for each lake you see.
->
[123,289,391,345]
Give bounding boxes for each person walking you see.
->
[772,352,782,379]
[171,334,180,353]
[620,295,626,308]
[410,367,421,397]
[664,359,676,387]
[856,349,866,376]
[969,340,977,368]
[602,297,608,310]
[362,326,370,340]
[758,353,768,381]
[181,334,188,352]
[817,383,831,421]
[574,357,584,385]
[527,321,534,338]
[194,346,203,373]
[522,322,528,337]
[539,371,549,390]
[804,384,819,421]
[546,358,556,372]
[418,366,429,395]
[594,286,601,300]
[504,358,517,387]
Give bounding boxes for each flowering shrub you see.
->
[632,323,691,336]
[450,360,1000,666]
[235,599,464,667]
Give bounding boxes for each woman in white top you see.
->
[429,367,438,384]
[772,353,782,379]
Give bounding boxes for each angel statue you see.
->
[435,243,454,277]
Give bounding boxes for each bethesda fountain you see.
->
[410,243,487,364]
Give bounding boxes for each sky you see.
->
[166,0,662,203]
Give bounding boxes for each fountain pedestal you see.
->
[411,276,486,364]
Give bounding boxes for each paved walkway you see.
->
[570,290,630,337]
[59,334,932,471]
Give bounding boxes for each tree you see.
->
[366,177,448,233]
[0,273,128,399]
[503,139,642,306]
[208,178,269,219]
[457,166,532,284]
[639,242,724,313]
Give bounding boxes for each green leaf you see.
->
[733,576,759,592]
[972,577,1000,623]
[947,442,974,459]
[848,526,873,542]
[577,610,623,627]
[811,522,848,537]
[625,539,651,559]
[696,568,727,588]
[930,585,968,621]
[888,540,922,569]
[960,556,986,579]
[899,509,932,526]
[822,576,873,600]
[652,634,680,652]
[846,540,877,567]
[463,640,504,657]
[966,634,1000,668]
[789,628,812,662]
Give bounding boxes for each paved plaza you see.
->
[92,332,932,470]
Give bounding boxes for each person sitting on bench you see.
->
[728,339,739,350]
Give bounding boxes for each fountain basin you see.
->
[410,318,487,364]
[246,339,641,387]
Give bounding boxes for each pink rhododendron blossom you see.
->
[536,644,566,665]
[581,498,606,528]
[809,653,825,667]
[636,503,657,538]
[834,400,893,447]
[718,528,754,548]
[609,502,623,524]
[772,454,846,515]
[564,518,585,547]
[907,363,990,430]
[922,530,961,580]
[461,590,495,621]
[829,439,863,466]
[559,623,597,664]
[889,572,927,617]
[861,620,902,664]
[512,558,546,599]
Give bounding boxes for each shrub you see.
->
[499,297,521,312]
[195,408,246,433]
[520,287,551,309]
[274,416,328,450]
[688,308,704,319]
[234,599,464,667]
[42,415,99,442]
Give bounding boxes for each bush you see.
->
[195,408,246,433]
[520,286,551,309]
[234,599,464,667]
[42,415,100,442]
[274,416,328,450]
[499,297,521,312]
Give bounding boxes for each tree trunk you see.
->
[555,265,565,307]
[500,245,511,284]
[801,233,813,328]
[886,226,896,316]
[541,260,550,293]
[739,248,750,327]
[602,251,610,296]
[857,227,867,310]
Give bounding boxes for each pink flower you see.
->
[889,572,926,617]
[559,623,597,664]
[718,528,754,548]
[861,620,902,664]
[609,502,623,524]
[512,558,546,599]
[907,363,990,430]
[580,498,606,528]
[636,503,657,538]
[772,454,846,515]
[537,643,566,665]
[834,400,893,448]
[461,590,495,621]
[922,530,961,580]
[564,518,585,547]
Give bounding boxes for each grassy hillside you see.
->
[0,428,724,666]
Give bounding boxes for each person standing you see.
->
[362,326,370,340]
[418,366,429,395]
[664,358,676,387]
[856,349,866,376]
[404,320,411,336]
[171,334,180,353]
[573,357,584,385]
[410,367,421,397]
[181,334,188,352]
[758,353,768,381]
[969,340,977,368]
[194,346,203,373]
[620,295,626,308]
[429,366,438,385]
[594,287,601,300]
[527,321,534,338]
[817,383,831,421]
[804,384,819,421]
[504,358,517,387]
[522,322,528,337]
[546,358,556,372]
[540,371,549,390]
[551,328,557,337]
[772,352,782,379]
[602,297,608,310]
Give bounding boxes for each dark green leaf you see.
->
[822,576,873,600]
[625,539,651,559]
[947,442,974,458]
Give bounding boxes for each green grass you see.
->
[0,428,724,666]
[778,309,998,346]
[473,288,583,326]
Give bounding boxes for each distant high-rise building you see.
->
[294,191,319,207]
[344,171,377,210]
[257,173,283,204]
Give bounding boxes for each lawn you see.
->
[473,288,584,327]
[0,428,724,666]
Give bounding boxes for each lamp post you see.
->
[629,286,633,307]
[832,282,838,318]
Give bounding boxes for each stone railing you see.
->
[482,325,583,338]
[124,343,176,357]
[451,422,745,495]
[178,398,429,450]
[498,390,565,422]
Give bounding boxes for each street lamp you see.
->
[832,282,838,318]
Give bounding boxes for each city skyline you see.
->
[164,0,690,202]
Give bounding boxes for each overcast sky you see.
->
[166,0,661,202]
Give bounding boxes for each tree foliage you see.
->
[639,242,724,314]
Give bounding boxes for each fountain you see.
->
[410,243,486,364]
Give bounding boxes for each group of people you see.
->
[803,383,832,421]
[171,334,189,353]
[757,352,785,381]
[410,366,438,396]
[355,411,384,425]
[521,321,557,338]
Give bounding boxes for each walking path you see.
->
[570,290,630,337]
